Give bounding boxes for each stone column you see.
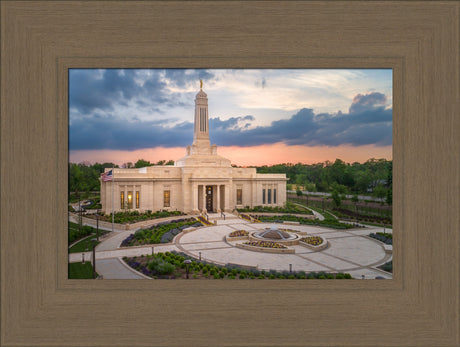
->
[202,185,207,212]
[216,185,221,212]
[192,184,198,212]
[224,184,230,211]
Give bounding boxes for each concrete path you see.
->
[70,212,393,279]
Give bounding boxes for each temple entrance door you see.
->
[206,185,213,212]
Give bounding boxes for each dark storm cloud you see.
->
[69,91,392,150]
[208,92,392,147]
[69,69,214,115]
[164,69,214,88]
[69,116,193,150]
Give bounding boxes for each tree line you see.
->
[256,158,392,203]
[69,159,174,195]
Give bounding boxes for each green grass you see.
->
[68,234,100,253]
[68,262,98,279]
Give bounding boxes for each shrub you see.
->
[344,273,352,279]
[213,273,220,279]
[288,275,296,279]
[239,273,246,279]
[147,258,175,275]
[268,274,276,279]
[258,274,265,279]
[335,274,345,279]
[318,275,326,279]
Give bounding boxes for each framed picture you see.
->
[1,2,459,346]
[67,68,394,281]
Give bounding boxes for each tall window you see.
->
[236,189,242,205]
[268,189,272,204]
[274,189,277,204]
[164,190,170,207]
[262,189,266,204]
[136,191,140,208]
[120,191,124,209]
[200,108,207,132]
[127,191,133,209]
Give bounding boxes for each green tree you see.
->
[351,194,359,211]
[373,184,387,201]
[134,159,152,168]
[331,190,341,208]
[165,160,175,165]
[296,187,303,198]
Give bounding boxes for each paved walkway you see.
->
[69,212,393,280]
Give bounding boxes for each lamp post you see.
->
[184,259,192,279]
[199,252,202,262]
[91,238,97,279]
[96,210,100,241]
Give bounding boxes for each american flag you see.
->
[101,170,113,182]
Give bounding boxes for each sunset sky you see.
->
[69,69,392,166]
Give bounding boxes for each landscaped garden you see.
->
[237,202,313,215]
[120,218,201,246]
[300,236,324,246]
[254,214,356,229]
[92,210,185,224]
[122,251,353,279]
[332,207,392,226]
[228,230,249,237]
[68,221,109,245]
[369,232,392,245]
[243,241,287,249]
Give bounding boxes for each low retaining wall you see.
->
[299,238,329,251]
[236,243,295,254]
[225,235,249,242]
[248,233,300,246]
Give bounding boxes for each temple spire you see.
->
[192,83,210,151]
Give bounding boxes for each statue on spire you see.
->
[200,79,203,90]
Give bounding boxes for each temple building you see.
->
[100,83,287,214]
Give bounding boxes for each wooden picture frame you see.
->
[1,2,459,346]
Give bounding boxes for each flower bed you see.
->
[196,215,213,226]
[299,235,328,251]
[236,241,295,254]
[300,236,323,246]
[229,230,249,237]
[243,241,287,248]
[239,213,252,222]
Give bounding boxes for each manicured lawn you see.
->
[69,234,101,253]
[68,262,98,279]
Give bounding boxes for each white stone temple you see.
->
[100,83,287,214]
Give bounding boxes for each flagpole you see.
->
[111,166,114,233]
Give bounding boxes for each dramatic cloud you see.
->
[69,91,392,150]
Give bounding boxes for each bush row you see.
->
[123,251,353,279]
[255,215,354,229]
[99,209,184,224]
[120,219,200,247]
[237,202,313,215]
[369,232,392,245]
